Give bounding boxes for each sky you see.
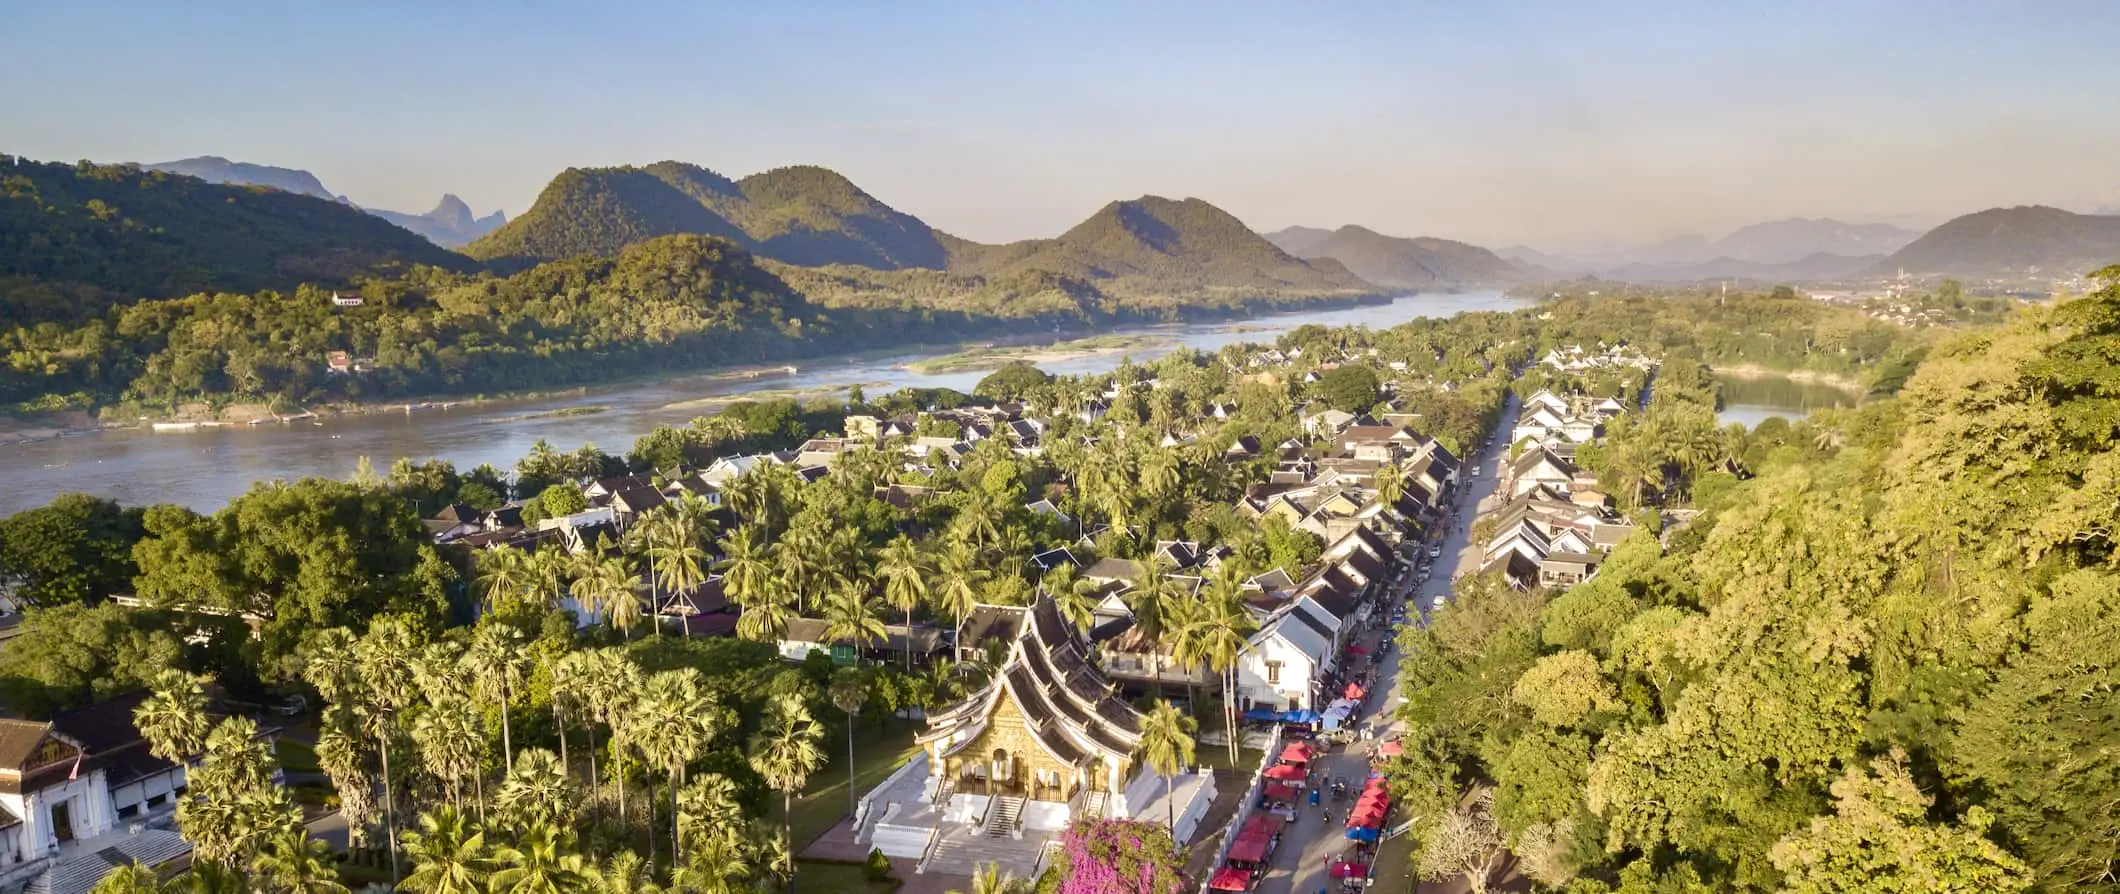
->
[5,0,2120,251]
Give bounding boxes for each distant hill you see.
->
[946,197,1373,299]
[1604,252,1885,284]
[1266,224,1520,288]
[1713,218,1919,264]
[145,156,337,201]
[1883,206,2120,276]
[0,154,470,322]
[369,195,507,248]
[465,161,948,269]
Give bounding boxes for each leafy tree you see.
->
[1769,752,2031,894]
[134,669,211,763]
[974,361,1052,401]
[0,493,144,606]
[1315,364,1380,412]
[0,602,184,717]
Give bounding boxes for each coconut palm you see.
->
[1136,700,1198,833]
[719,523,775,608]
[569,547,640,636]
[777,528,827,614]
[253,822,351,894]
[1124,559,1180,695]
[494,748,574,834]
[952,494,1003,551]
[352,618,424,881]
[876,535,931,670]
[165,862,247,894]
[135,669,209,764]
[398,806,494,894]
[476,547,533,616]
[488,824,594,894]
[749,695,825,862]
[89,864,163,894]
[461,623,527,774]
[734,584,796,643]
[1181,575,1257,767]
[933,540,988,642]
[821,585,887,663]
[591,851,662,894]
[643,511,708,632]
[411,696,484,811]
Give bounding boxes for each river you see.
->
[1714,373,1861,428]
[2,291,1529,515]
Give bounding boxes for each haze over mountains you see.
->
[1499,217,1925,280]
[1879,206,2120,276]
[144,156,507,248]
[1264,225,1522,288]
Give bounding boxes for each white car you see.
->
[1427,545,1442,558]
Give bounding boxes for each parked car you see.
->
[1428,545,1442,558]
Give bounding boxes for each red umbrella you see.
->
[1343,682,1366,699]
[1264,764,1307,781]
[1209,867,1253,891]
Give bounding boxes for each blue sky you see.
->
[5,0,2119,249]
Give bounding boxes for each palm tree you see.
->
[461,623,527,774]
[749,695,825,862]
[411,696,484,811]
[166,863,247,894]
[947,863,1029,894]
[646,511,709,632]
[934,540,989,643]
[821,585,887,663]
[314,723,374,847]
[952,495,1002,552]
[591,852,662,894]
[353,618,423,881]
[476,547,533,616]
[487,824,593,894]
[735,584,796,643]
[1124,559,1179,695]
[253,823,351,894]
[494,748,574,833]
[827,670,869,819]
[569,548,640,637]
[398,806,494,894]
[1041,564,1097,633]
[719,523,775,609]
[135,669,209,764]
[629,670,724,867]
[1375,460,1405,507]
[877,535,931,670]
[1136,700,1198,833]
[578,650,642,826]
[89,864,163,894]
[777,528,826,615]
[1183,575,1257,768]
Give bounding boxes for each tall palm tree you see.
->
[734,585,796,644]
[487,824,593,894]
[1184,575,1258,767]
[353,618,424,881]
[933,540,989,644]
[476,547,532,617]
[646,511,709,631]
[1374,460,1405,508]
[253,823,351,894]
[495,748,574,834]
[749,695,824,862]
[719,523,775,611]
[398,806,493,894]
[461,623,527,774]
[827,671,868,819]
[569,548,640,636]
[527,547,573,615]
[777,528,826,615]
[578,650,642,826]
[821,585,887,663]
[1136,701,1198,833]
[876,535,931,671]
[952,495,1002,552]
[1124,559,1179,696]
[628,669,724,867]
[135,669,210,764]
[411,696,484,811]
[89,864,163,894]
[314,722,374,847]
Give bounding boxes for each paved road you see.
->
[1254,395,1519,894]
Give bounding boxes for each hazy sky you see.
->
[6,1,2119,249]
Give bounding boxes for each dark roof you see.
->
[658,577,730,616]
[433,503,480,524]
[1082,557,1143,583]
[1288,602,1337,642]
[0,719,50,771]
[596,475,653,493]
[1031,547,1081,571]
[783,618,945,654]
[51,691,151,754]
[611,486,667,515]
[957,604,1023,650]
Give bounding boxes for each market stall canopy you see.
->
[1377,739,1404,758]
[1343,682,1366,699]
[1280,742,1317,764]
[1208,868,1253,891]
[1330,862,1371,879]
[1264,764,1307,781]
[1262,782,1300,801]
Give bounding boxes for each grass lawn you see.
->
[774,717,923,851]
[275,738,321,774]
[789,859,900,894]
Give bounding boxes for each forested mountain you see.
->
[464,161,948,269]
[1883,205,2120,276]
[1714,217,1919,264]
[144,156,338,201]
[0,155,469,323]
[1266,224,1521,287]
[368,194,507,247]
[946,196,1371,296]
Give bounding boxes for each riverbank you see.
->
[904,333,1172,374]
[1709,364,1867,392]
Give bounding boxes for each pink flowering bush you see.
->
[1053,818,1187,894]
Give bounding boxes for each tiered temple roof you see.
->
[918,596,1143,767]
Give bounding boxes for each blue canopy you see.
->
[1344,826,1382,843]
[1241,708,1321,724]
[1242,708,1282,722]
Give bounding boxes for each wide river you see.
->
[4,291,1533,515]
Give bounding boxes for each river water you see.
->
[3,291,1529,515]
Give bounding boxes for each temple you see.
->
[854,595,1217,877]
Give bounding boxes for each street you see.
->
[1251,394,1519,894]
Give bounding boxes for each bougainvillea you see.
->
[1053,818,1187,894]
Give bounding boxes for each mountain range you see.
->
[1501,217,1923,277]
[145,156,506,247]
[1264,225,1522,287]
[465,161,1371,306]
[1878,205,2120,276]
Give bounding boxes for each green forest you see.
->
[1386,267,2120,893]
